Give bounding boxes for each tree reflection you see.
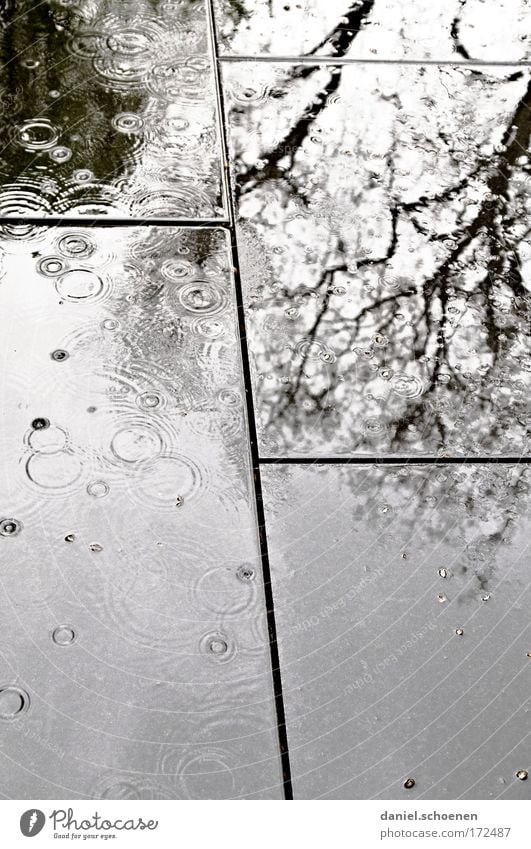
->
[228,57,531,455]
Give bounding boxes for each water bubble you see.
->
[102,318,120,331]
[455,627,464,636]
[200,631,235,663]
[363,418,386,437]
[38,256,66,277]
[0,685,30,719]
[73,169,94,184]
[236,564,255,582]
[285,307,300,319]
[15,118,59,151]
[403,777,415,789]
[49,146,72,163]
[64,533,76,543]
[57,233,95,258]
[438,594,448,603]
[136,391,165,411]
[51,349,69,361]
[87,480,109,498]
[175,495,184,507]
[0,518,21,537]
[516,770,528,781]
[178,280,226,315]
[391,373,424,399]
[112,112,144,133]
[31,417,50,430]
[438,568,448,578]
[55,269,103,300]
[52,625,76,646]
[160,259,195,281]
[217,389,240,406]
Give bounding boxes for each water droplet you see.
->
[516,770,528,781]
[200,631,235,662]
[438,568,448,578]
[52,625,76,646]
[31,417,49,430]
[178,280,226,315]
[136,391,164,411]
[0,518,21,537]
[89,543,103,552]
[236,565,255,582]
[455,628,464,636]
[112,112,144,133]
[391,373,424,399]
[73,169,94,184]
[49,146,72,163]
[87,480,109,498]
[0,685,30,719]
[51,349,69,362]
[15,118,59,151]
[404,777,415,789]
[438,594,447,603]
[208,637,228,656]
[57,233,95,258]
[38,256,66,276]
[102,318,120,331]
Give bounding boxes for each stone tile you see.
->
[214,0,530,62]
[262,462,531,799]
[0,0,226,219]
[224,62,531,457]
[0,224,282,799]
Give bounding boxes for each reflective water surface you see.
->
[224,62,531,456]
[0,225,283,798]
[262,463,531,799]
[0,0,226,218]
[214,0,530,61]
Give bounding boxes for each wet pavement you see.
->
[0,0,529,800]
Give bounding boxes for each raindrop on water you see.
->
[0,685,30,719]
[51,349,69,362]
[52,625,76,646]
[87,480,110,498]
[0,518,22,537]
